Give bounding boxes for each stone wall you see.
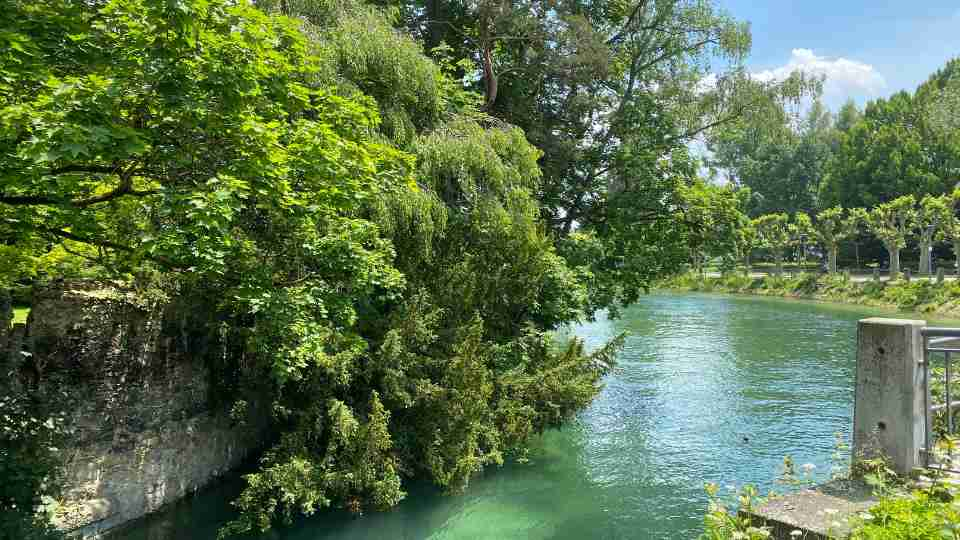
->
[0,282,269,538]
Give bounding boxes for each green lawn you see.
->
[12,306,29,324]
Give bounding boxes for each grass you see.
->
[12,305,29,324]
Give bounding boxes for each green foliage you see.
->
[678,180,746,273]
[700,483,771,540]
[709,56,960,221]
[753,213,795,274]
[382,0,818,301]
[11,306,28,325]
[862,196,917,277]
[849,492,960,540]
[662,270,960,317]
[796,207,860,273]
[938,189,960,272]
[0,392,66,540]
[219,392,402,537]
[708,97,833,216]
[1,0,414,279]
[199,2,623,534]
[915,194,951,273]
[3,0,414,534]
[821,78,960,209]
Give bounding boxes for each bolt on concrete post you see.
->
[853,318,926,476]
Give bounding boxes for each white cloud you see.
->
[753,48,886,99]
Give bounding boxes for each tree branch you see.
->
[0,194,61,205]
[0,165,159,208]
[37,227,175,268]
[40,227,137,254]
[48,164,120,176]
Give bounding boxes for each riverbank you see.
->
[659,272,960,319]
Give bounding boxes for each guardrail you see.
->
[921,327,960,472]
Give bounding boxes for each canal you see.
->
[115,292,922,540]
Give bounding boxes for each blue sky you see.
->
[717,0,960,111]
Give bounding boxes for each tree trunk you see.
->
[919,239,931,275]
[954,240,960,276]
[828,245,838,274]
[774,253,783,276]
[479,6,498,111]
[482,43,498,109]
[426,0,445,51]
[888,245,900,279]
[743,254,750,276]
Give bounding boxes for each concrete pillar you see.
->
[904,269,912,282]
[873,268,880,282]
[853,318,926,476]
[937,268,945,284]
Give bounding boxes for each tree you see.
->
[799,207,860,274]
[377,0,817,304]
[735,218,760,274]
[917,58,960,136]
[708,96,833,217]
[861,196,917,279]
[915,194,951,274]
[927,75,960,141]
[1,0,418,276]
[3,0,428,527]
[940,189,960,275]
[676,181,745,275]
[834,99,862,134]
[822,60,960,209]
[3,1,629,536]
[754,213,794,275]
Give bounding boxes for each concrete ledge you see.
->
[745,480,876,539]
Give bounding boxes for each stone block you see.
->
[746,479,876,540]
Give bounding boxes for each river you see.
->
[113,292,933,540]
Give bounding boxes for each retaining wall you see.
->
[1,282,268,538]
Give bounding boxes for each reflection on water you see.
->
[115,293,912,540]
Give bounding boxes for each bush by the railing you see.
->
[849,491,960,540]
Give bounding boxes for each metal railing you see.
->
[921,327,960,472]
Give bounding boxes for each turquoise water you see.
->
[114,293,932,540]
